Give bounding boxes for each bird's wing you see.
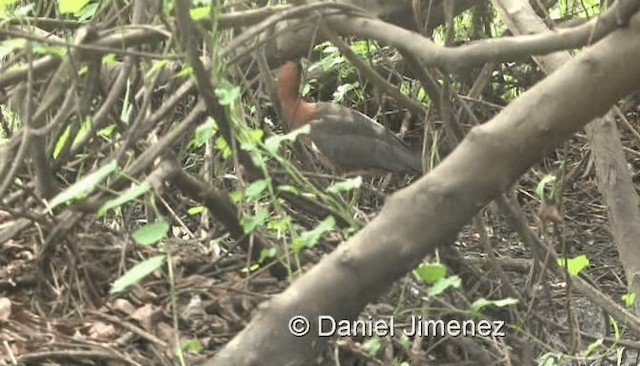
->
[309,102,422,174]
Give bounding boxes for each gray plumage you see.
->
[308,102,422,174]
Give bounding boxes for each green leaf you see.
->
[585,339,604,356]
[413,263,447,285]
[192,118,217,148]
[32,42,66,57]
[428,275,461,297]
[229,190,243,203]
[333,82,357,103]
[98,182,152,216]
[47,160,118,210]
[556,255,589,277]
[610,315,620,339]
[97,124,117,139]
[180,339,204,353]
[0,39,25,59]
[132,219,170,246]
[76,1,98,21]
[214,136,231,159]
[622,292,636,308]
[240,207,269,234]
[71,115,92,146]
[362,337,381,356]
[535,174,556,201]
[187,205,205,215]
[102,53,117,65]
[298,216,335,249]
[146,59,170,79]
[327,176,362,194]
[215,79,241,106]
[190,6,209,20]
[176,65,193,78]
[264,124,310,154]
[59,0,90,15]
[266,215,291,234]
[239,129,264,151]
[244,179,270,201]
[538,353,560,366]
[0,0,19,15]
[110,255,165,294]
[259,247,277,263]
[52,124,71,159]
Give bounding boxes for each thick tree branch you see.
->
[207,13,640,366]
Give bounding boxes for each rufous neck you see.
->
[278,61,315,128]
[277,61,302,107]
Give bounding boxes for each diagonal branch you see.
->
[206,12,640,366]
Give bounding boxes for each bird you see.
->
[276,60,423,175]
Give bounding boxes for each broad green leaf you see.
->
[428,275,461,297]
[190,6,209,20]
[264,125,310,154]
[59,0,90,15]
[214,136,231,159]
[362,337,381,356]
[240,207,269,234]
[266,215,291,235]
[180,339,204,353]
[110,255,165,294]
[244,178,270,201]
[556,255,589,277]
[298,216,335,249]
[414,263,447,285]
[239,129,264,151]
[47,160,118,210]
[327,176,362,194]
[259,247,277,263]
[215,79,240,106]
[192,118,217,148]
[102,53,117,65]
[622,292,636,308]
[98,182,152,216]
[132,219,170,246]
[229,190,243,203]
[77,1,98,21]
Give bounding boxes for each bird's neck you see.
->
[280,98,314,128]
[277,66,316,129]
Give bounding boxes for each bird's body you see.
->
[277,61,422,175]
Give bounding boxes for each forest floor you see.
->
[1,100,640,365]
